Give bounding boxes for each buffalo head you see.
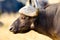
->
[9,5,39,34]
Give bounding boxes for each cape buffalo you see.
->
[9,0,60,40]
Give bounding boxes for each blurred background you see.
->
[0,0,60,40]
[0,0,26,13]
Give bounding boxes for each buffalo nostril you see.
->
[9,27,13,32]
[9,26,18,34]
[9,26,14,31]
[9,27,12,31]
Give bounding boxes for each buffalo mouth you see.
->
[9,26,31,34]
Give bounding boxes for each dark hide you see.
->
[9,3,60,40]
[34,3,60,40]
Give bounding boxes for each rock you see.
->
[0,22,4,27]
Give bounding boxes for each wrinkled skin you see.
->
[9,3,60,40]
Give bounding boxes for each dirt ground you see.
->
[0,13,52,40]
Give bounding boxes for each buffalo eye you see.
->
[21,16,30,20]
[21,16,26,19]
